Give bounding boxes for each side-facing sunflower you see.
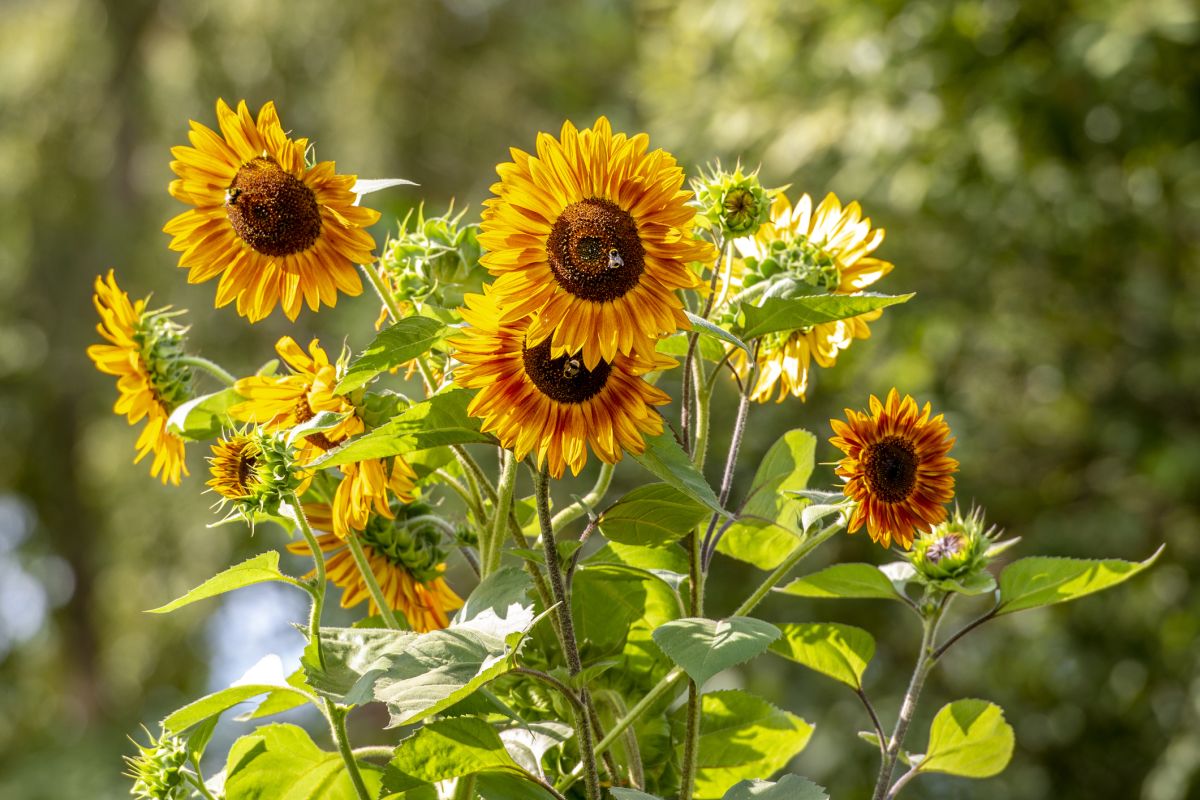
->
[451,286,673,479]
[229,336,364,462]
[829,389,958,549]
[165,99,379,322]
[289,504,462,632]
[729,192,894,402]
[478,117,714,370]
[87,270,190,485]
[332,457,417,540]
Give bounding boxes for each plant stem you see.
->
[185,760,220,800]
[856,688,887,759]
[512,667,587,715]
[886,766,921,799]
[550,462,613,530]
[326,700,372,800]
[681,237,727,454]
[692,355,712,470]
[178,355,236,387]
[701,340,756,568]
[534,467,601,800]
[731,518,843,617]
[931,604,998,661]
[680,681,701,800]
[485,450,518,576]
[291,498,327,669]
[452,774,476,800]
[361,262,405,324]
[351,746,395,761]
[344,530,406,630]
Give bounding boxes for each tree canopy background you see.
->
[0,0,1196,797]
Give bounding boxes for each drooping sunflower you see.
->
[729,192,894,402]
[332,457,418,540]
[229,336,364,462]
[164,99,379,322]
[87,270,190,485]
[289,504,463,632]
[451,286,673,479]
[829,389,958,549]
[478,117,714,370]
[206,430,303,518]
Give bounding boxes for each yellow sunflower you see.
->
[478,117,714,370]
[829,389,958,550]
[729,192,894,402]
[229,336,364,462]
[451,286,673,479]
[332,457,418,540]
[289,504,463,632]
[164,99,379,322]
[87,270,190,485]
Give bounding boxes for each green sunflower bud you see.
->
[124,727,190,800]
[377,202,485,309]
[360,500,453,583]
[207,428,304,522]
[134,306,193,411]
[691,161,776,238]
[909,507,1010,595]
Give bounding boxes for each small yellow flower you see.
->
[332,457,417,540]
[87,270,190,485]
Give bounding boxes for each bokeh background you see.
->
[1,0,1197,797]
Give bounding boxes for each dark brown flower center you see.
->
[521,336,611,404]
[291,395,337,451]
[545,198,645,302]
[225,157,322,257]
[864,435,919,504]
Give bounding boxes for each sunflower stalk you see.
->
[290,497,328,669]
[681,237,728,456]
[343,529,406,631]
[484,449,518,576]
[701,339,757,568]
[176,355,236,387]
[326,700,373,800]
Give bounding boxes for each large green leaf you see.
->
[311,389,491,468]
[672,690,814,800]
[684,311,753,358]
[147,552,304,613]
[224,723,383,800]
[631,429,724,514]
[457,566,532,624]
[301,626,417,698]
[722,775,829,800]
[776,563,903,602]
[161,683,313,734]
[915,699,1014,778]
[995,547,1162,616]
[166,387,243,441]
[336,316,446,394]
[610,791,666,800]
[737,293,913,340]
[384,717,529,792]
[717,429,815,569]
[769,623,875,690]
[652,617,781,686]
[600,484,709,547]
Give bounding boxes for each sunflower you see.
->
[207,431,305,520]
[289,504,463,632]
[87,270,190,485]
[729,193,894,402]
[229,336,364,462]
[451,286,673,479]
[478,117,714,370]
[332,457,418,540]
[164,99,379,322]
[829,389,958,549]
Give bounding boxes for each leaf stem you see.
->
[452,773,476,800]
[178,355,236,387]
[360,262,405,325]
[681,237,727,454]
[856,687,887,759]
[731,518,843,617]
[344,530,406,630]
[551,462,613,531]
[511,667,587,715]
[701,339,757,568]
[185,760,220,800]
[291,498,327,669]
[931,603,998,661]
[326,699,372,800]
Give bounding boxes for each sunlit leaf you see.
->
[384,717,530,792]
[915,699,1014,778]
[631,429,724,514]
[147,552,305,613]
[769,623,875,690]
[224,723,383,800]
[336,316,446,394]
[685,311,753,358]
[995,547,1162,616]
[600,483,709,547]
[738,293,914,340]
[653,617,781,686]
[166,388,243,441]
[722,774,829,800]
[776,563,903,601]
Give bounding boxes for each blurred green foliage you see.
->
[0,0,1196,797]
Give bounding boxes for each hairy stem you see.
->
[701,340,756,568]
[680,681,702,800]
[485,450,518,576]
[291,498,327,669]
[344,530,405,630]
[178,355,237,387]
[326,700,372,800]
[361,262,405,324]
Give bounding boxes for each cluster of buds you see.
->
[739,233,842,298]
[692,161,776,238]
[374,203,486,319]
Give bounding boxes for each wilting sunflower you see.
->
[332,457,418,540]
[229,336,364,462]
[729,193,894,402]
[87,270,190,485]
[829,389,958,549]
[451,286,673,479]
[289,504,462,632]
[478,117,714,370]
[164,99,379,322]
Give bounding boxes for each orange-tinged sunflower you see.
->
[729,192,894,402]
[164,99,379,322]
[87,270,190,485]
[479,117,714,370]
[332,457,418,540]
[229,336,364,462]
[451,286,673,479]
[290,504,462,632]
[829,389,958,549]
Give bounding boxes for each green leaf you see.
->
[224,723,383,800]
[657,330,726,361]
[610,791,667,800]
[384,717,526,792]
[600,484,709,547]
[717,430,815,569]
[475,772,561,800]
[653,617,780,686]
[672,690,814,800]
[916,699,1015,778]
[287,410,351,446]
[685,311,753,358]
[166,388,243,441]
[738,293,914,340]
[770,623,875,690]
[311,389,491,468]
[161,683,313,734]
[631,429,724,514]
[776,563,903,601]
[147,552,304,613]
[336,316,446,394]
[995,546,1162,616]
[722,775,829,800]
[457,566,532,624]
[302,626,416,698]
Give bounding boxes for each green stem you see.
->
[291,498,327,669]
[185,760,219,800]
[485,450,519,576]
[550,462,614,530]
[680,681,701,800]
[452,774,477,800]
[692,356,712,471]
[178,355,236,387]
[351,746,395,761]
[360,261,405,324]
[344,530,406,631]
[326,700,372,800]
